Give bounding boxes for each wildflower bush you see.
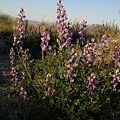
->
[5,0,120,120]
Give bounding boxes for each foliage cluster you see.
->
[0,0,120,120]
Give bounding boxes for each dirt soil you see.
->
[0,53,10,82]
[0,53,11,105]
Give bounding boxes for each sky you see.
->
[0,0,120,26]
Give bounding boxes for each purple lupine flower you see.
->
[82,39,96,66]
[110,69,120,91]
[20,47,29,61]
[96,35,111,61]
[86,74,96,96]
[17,7,26,44]
[23,49,29,61]
[18,8,26,21]
[79,20,87,35]
[114,46,120,67]
[56,0,73,51]
[20,72,25,80]
[45,87,55,97]
[44,73,55,97]
[66,52,78,83]
[78,20,88,46]
[9,47,15,66]
[12,35,19,70]
[59,22,73,51]
[40,30,52,58]
[44,75,49,86]
[19,87,29,100]
[10,68,18,83]
[56,0,68,42]
[13,26,19,46]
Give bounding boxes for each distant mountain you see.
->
[8,15,41,25]
[9,15,16,19]
[28,20,41,25]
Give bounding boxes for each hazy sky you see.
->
[0,0,120,26]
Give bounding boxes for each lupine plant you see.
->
[9,7,31,100]
[6,0,120,120]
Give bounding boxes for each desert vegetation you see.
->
[0,0,120,120]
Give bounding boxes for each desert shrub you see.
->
[0,13,14,37]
